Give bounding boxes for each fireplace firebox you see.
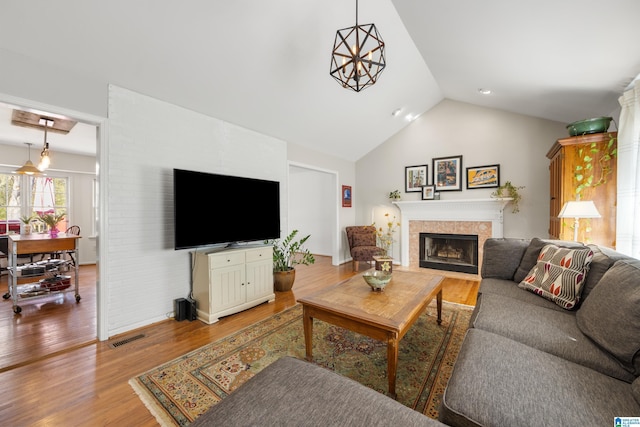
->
[419,233,479,274]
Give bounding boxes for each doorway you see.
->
[288,162,340,265]
[0,93,104,366]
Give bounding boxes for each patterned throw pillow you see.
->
[518,244,594,309]
[352,232,376,247]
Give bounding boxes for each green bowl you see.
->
[566,117,612,136]
[363,271,392,291]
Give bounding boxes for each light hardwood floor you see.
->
[0,256,478,426]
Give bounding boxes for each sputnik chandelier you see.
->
[329,0,386,92]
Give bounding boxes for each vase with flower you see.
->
[38,212,66,238]
[374,213,400,258]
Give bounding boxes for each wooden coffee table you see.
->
[297,270,444,399]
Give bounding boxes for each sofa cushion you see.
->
[518,244,594,309]
[478,278,568,312]
[472,292,635,382]
[513,238,586,283]
[580,244,616,303]
[352,231,376,247]
[439,329,640,427]
[480,238,529,280]
[581,244,635,304]
[577,259,640,377]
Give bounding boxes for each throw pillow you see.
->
[518,244,594,309]
[513,238,587,283]
[576,259,640,377]
[352,232,376,248]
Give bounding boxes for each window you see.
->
[0,171,69,235]
[0,173,21,234]
[30,176,69,232]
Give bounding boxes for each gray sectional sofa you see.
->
[440,237,640,426]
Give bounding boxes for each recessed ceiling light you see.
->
[478,88,492,95]
[391,108,402,117]
[405,114,416,122]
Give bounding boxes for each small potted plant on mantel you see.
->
[268,229,315,292]
[491,181,524,213]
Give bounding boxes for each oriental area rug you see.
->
[129,300,473,426]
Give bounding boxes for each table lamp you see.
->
[558,200,601,242]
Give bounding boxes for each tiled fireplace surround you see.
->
[394,199,512,272]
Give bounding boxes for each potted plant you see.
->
[491,181,525,213]
[38,212,66,237]
[388,190,401,201]
[268,229,315,292]
[19,214,35,235]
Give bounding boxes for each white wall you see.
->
[105,85,287,336]
[357,99,569,262]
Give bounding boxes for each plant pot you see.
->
[50,227,59,238]
[21,224,31,235]
[273,268,296,292]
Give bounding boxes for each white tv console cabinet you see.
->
[192,245,275,324]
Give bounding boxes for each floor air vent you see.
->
[109,333,146,348]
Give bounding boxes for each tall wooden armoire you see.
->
[546,132,617,248]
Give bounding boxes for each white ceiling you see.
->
[0,0,639,161]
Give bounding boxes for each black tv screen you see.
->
[174,168,281,250]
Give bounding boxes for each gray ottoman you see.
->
[191,356,445,426]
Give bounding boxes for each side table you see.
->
[373,255,393,273]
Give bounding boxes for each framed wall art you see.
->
[342,185,352,207]
[405,165,428,192]
[433,155,463,191]
[421,185,435,200]
[466,164,500,189]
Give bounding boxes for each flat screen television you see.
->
[174,168,281,250]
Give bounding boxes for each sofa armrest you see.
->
[481,238,530,280]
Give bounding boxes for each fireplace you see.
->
[420,233,479,274]
[393,198,511,271]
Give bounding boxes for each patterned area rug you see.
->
[130,300,472,426]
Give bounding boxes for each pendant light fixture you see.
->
[329,0,386,92]
[14,143,43,175]
[38,118,53,171]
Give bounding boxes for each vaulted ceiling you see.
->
[1,0,639,161]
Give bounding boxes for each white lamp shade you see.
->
[558,201,601,219]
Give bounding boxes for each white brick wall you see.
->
[106,85,287,335]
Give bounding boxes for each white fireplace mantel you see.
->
[393,198,512,266]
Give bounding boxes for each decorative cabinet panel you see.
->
[193,245,275,324]
[546,132,617,248]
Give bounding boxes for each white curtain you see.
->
[617,80,640,258]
